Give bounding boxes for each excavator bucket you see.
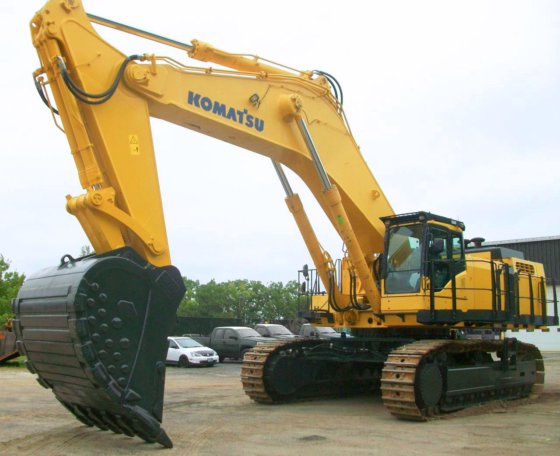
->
[12,248,185,447]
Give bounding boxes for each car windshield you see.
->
[268,326,293,336]
[316,327,337,334]
[175,337,203,348]
[237,328,261,338]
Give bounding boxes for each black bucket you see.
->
[12,247,185,447]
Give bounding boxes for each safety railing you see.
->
[296,260,559,328]
[297,260,344,312]
[423,257,559,327]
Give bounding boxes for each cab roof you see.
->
[380,211,465,231]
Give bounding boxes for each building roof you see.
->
[486,235,560,245]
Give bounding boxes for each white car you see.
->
[166,336,219,367]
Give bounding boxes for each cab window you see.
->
[385,225,423,294]
[451,235,463,260]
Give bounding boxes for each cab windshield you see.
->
[385,225,424,294]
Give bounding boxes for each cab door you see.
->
[427,226,465,292]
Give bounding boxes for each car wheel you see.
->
[240,348,252,360]
[178,356,190,368]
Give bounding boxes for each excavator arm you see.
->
[15,0,393,447]
[33,1,393,301]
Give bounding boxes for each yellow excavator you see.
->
[14,0,558,448]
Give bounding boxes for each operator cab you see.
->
[381,212,466,294]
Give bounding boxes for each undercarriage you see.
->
[241,336,543,420]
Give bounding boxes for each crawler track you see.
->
[241,340,289,403]
[381,339,544,420]
[241,338,382,403]
[241,339,328,403]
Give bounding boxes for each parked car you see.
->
[299,323,350,339]
[254,323,297,339]
[190,326,270,361]
[166,336,219,367]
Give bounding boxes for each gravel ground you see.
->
[0,354,559,455]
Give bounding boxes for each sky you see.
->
[1,0,559,289]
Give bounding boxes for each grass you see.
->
[0,356,27,369]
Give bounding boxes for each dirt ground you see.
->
[0,354,559,456]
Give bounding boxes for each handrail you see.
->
[426,257,556,327]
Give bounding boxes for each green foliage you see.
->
[0,256,25,328]
[177,277,200,316]
[176,277,299,322]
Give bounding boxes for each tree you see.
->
[261,280,299,320]
[177,277,200,316]
[176,276,300,323]
[0,256,25,328]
